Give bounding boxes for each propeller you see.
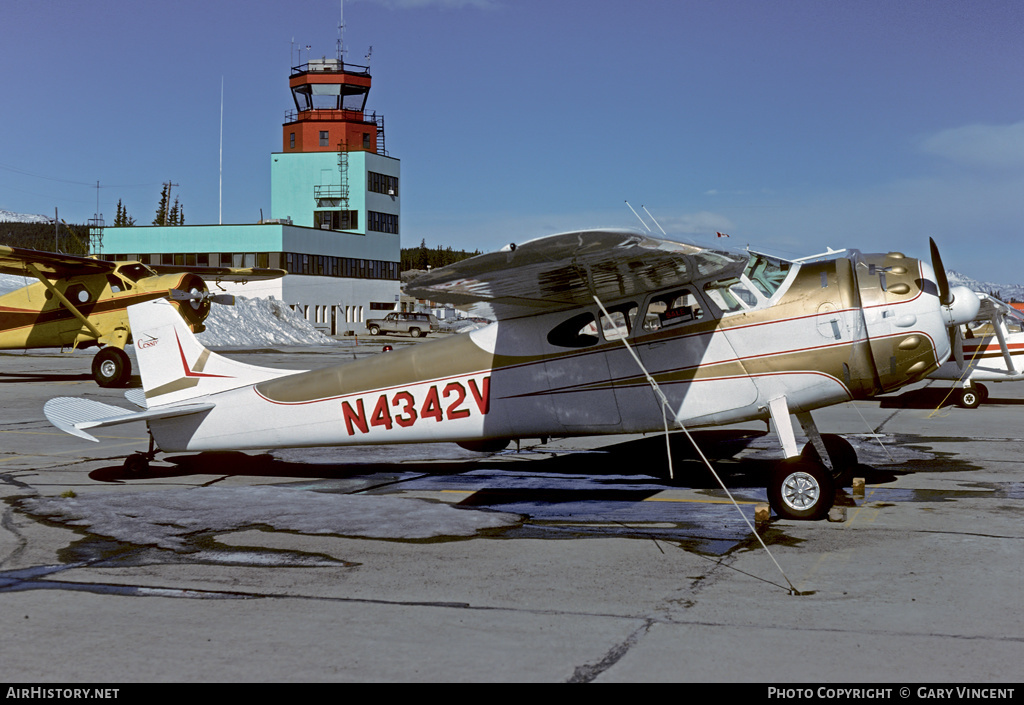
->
[170,289,235,306]
[930,238,967,369]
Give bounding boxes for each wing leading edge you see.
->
[402,229,748,320]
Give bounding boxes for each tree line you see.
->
[400,239,480,272]
[1,221,89,255]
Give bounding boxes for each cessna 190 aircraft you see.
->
[928,292,1024,408]
[44,230,980,520]
[0,245,284,387]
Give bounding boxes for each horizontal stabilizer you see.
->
[44,397,214,442]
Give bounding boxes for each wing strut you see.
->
[26,263,103,341]
[588,290,799,595]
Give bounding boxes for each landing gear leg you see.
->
[765,398,837,520]
[124,433,159,474]
[797,412,858,486]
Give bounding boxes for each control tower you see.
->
[272,54,397,238]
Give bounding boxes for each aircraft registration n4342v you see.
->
[44,230,980,521]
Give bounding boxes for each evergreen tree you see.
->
[153,184,169,225]
[114,199,135,226]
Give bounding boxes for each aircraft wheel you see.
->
[801,434,857,485]
[368,325,381,336]
[92,347,132,388]
[768,458,835,521]
[958,387,982,409]
[409,327,422,338]
[456,439,511,453]
[976,383,989,402]
[123,453,150,474]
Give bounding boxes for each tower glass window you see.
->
[319,131,329,147]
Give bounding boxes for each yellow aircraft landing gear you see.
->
[92,346,132,388]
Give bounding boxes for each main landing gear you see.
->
[764,397,856,521]
[956,383,988,409]
[92,346,132,388]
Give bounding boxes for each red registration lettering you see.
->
[392,391,417,427]
[341,399,368,435]
[443,382,470,419]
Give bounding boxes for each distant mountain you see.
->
[0,209,52,224]
[947,270,1024,304]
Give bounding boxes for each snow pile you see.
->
[197,297,335,346]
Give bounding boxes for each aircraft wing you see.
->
[0,245,113,278]
[974,293,1019,324]
[149,265,287,282]
[402,229,747,320]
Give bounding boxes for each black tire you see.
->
[409,327,422,338]
[92,347,132,388]
[457,439,511,453]
[123,453,150,474]
[368,325,381,336]
[801,434,857,485]
[976,383,990,403]
[958,388,981,409]
[768,458,835,521]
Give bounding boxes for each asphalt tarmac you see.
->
[1,340,1022,684]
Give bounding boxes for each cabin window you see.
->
[547,312,600,348]
[642,289,704,331]
[65,283,92,304]
[600,304,638,341]
[704,277,756,313]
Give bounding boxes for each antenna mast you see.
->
[337,0,345,63]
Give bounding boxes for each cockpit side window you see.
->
[642,289,704,332]
[600,303,638,341]
[704,277,755,313]
[547,312,600,348]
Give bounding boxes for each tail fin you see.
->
[129,298,299,406]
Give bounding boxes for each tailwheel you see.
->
[92,346,132,388]
[768,457,835,521]
[801,434,857,486]
[123,453,151,474]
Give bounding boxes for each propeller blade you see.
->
[929,238,952,306]
[209,294,235,306]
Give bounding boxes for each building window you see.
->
[319,131,329,147]
[368,172,398,196]
[289,132,295,149]
[315,210,359,231]
[368,210,399,234]
[363,133,371,149]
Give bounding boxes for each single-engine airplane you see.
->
[927,293,1024,408]
[0,245,284,387]
[44,230,980,520]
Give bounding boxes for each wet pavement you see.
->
[1,343,1023,683]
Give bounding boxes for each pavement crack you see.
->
[565,619,654,683]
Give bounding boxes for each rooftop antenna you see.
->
[625,200,651,232]
[337,0,345,63]
[642,205,667,235]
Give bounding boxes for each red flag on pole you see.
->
[716,232,729,238]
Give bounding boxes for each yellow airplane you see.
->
[0,245,284,387]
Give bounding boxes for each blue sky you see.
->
[1,0,1022,282]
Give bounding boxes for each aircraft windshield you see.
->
[744,253,791,299]
[116,262,156,282]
